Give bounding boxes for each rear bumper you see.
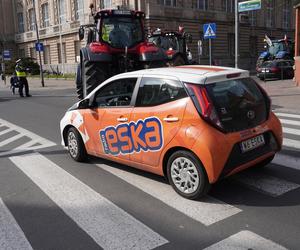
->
[257,72,279,79]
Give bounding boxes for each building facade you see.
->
[5,0,296,73]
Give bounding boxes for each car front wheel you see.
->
[67,127,87,162]
[167,150,210,200]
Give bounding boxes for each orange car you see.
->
[60,65,282,199]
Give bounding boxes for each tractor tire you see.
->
[82,61,107,98]
[76,64,83,99]
[169,55,186,66]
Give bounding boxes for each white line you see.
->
[283,138,300,149]
[0,198,33,250]
[235,171,300,197]
[0,133,24,147]
[279,119,300,126]
[97,163,241,226]
[0,127,13,136]
[283,127,300,136]
[275,112,300,119]
[273,153,300,170]
[203,231,287,250]
[10,153,168,250]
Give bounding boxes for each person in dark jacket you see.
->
[10,73,19,95]
[15,59,31,97]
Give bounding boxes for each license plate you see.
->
[240,134,265,153]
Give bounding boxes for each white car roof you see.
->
[107,65,249,84]
[87,65,250,98]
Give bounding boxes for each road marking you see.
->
[203,230,287,250]
[283,127,300,136]
[10,153,168,250]
[0,118,55,156]
[235,171,300,197]
[279,118,300,126]
[97,163,241,226]
[275,112,300,119]
[283,138,300,149]
[0,198,33,250]
[0,133,24,147]
[273,153,300,170]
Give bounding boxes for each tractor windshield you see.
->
[268,42,285,56]
[149,36,179,50]
[101,17,143,48]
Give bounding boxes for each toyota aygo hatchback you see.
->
[60,65,282,200]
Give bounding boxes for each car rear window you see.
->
[205,77,267,132]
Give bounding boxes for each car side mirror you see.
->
[78,98,92,109]
[79,27,84,40]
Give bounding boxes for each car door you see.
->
[83,77,138,161]
[129,76,189,167]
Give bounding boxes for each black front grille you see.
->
[220,131,278,178]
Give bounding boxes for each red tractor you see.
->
[76,6,167,99]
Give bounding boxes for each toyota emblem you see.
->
[247,110,255,120]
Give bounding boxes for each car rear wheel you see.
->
[167,150,210,200]
[67,127,87,162]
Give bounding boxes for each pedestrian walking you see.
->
[10,73,19,95]
[15,59,31,97]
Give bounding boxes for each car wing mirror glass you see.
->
[79,27,85,40]
[78,99,92,109]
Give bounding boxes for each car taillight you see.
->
[166,48,175,56]
[89,42,110,53]
[139,42,159,53]
[185,83,223,131]
[270,67,280,73]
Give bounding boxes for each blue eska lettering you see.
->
[99,117,163,155]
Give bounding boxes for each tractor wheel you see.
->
[82,61,107,97]
[169,55,186,66]
[76,64,83,99]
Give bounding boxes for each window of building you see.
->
[18,49,25,58]
[57,43,67,63]
[283,0,291,29]
[157,0,176,7]
[266,0,274,28]
[197,0,208,10]
[103,0,112,8]
[58,0,66,24]
[74,41,81,62]
[43,45,51,64]
[30,47,36,59]
[248,11,257,26]
[17,13,25,33]
[74,0,84,21]
[249,36,257,57]
[28,8,36,31]
[42,3,50,27]
[221,0,234,12]
[228,33,235,57]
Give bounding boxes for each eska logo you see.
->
[100,117,164,155]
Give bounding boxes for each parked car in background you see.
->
[256,60,294,80]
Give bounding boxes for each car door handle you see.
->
[163,117,179,122]
[117,117,128,122]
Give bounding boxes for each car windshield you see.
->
[101,17,143,48]
[261,61,275,67]
[268,42,285,56]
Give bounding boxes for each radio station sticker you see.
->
[100,117,163,155]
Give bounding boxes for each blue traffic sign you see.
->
[35,42,44,52]
[203,23,216,39]
[3,50,11,61]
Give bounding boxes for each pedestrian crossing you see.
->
[0,114,300,249]
[0,118,56,157]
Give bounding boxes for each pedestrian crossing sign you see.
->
[203,23,216,39]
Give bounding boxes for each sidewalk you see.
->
[255,77,300,114]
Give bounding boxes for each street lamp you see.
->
[57,0,65,75]
[32,0,45,87]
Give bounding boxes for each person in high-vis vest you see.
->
[15,59,31,97]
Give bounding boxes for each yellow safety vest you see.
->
[15,65,26,77]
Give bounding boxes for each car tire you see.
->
[76,64,83,99]
[82,61,107,98]
[67,127,88,162]
[167,150,210,200]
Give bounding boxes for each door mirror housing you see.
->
[78,98,92,109]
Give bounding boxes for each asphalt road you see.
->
[0,85,300,250]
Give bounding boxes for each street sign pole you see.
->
[209,39,212,66]
[203,23,216,66]
[235,0,239,68]
[33,0,45,87]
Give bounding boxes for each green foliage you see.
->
[20,57,40,75]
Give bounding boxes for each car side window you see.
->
[135,77,187,107]
[94,78,137,107]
